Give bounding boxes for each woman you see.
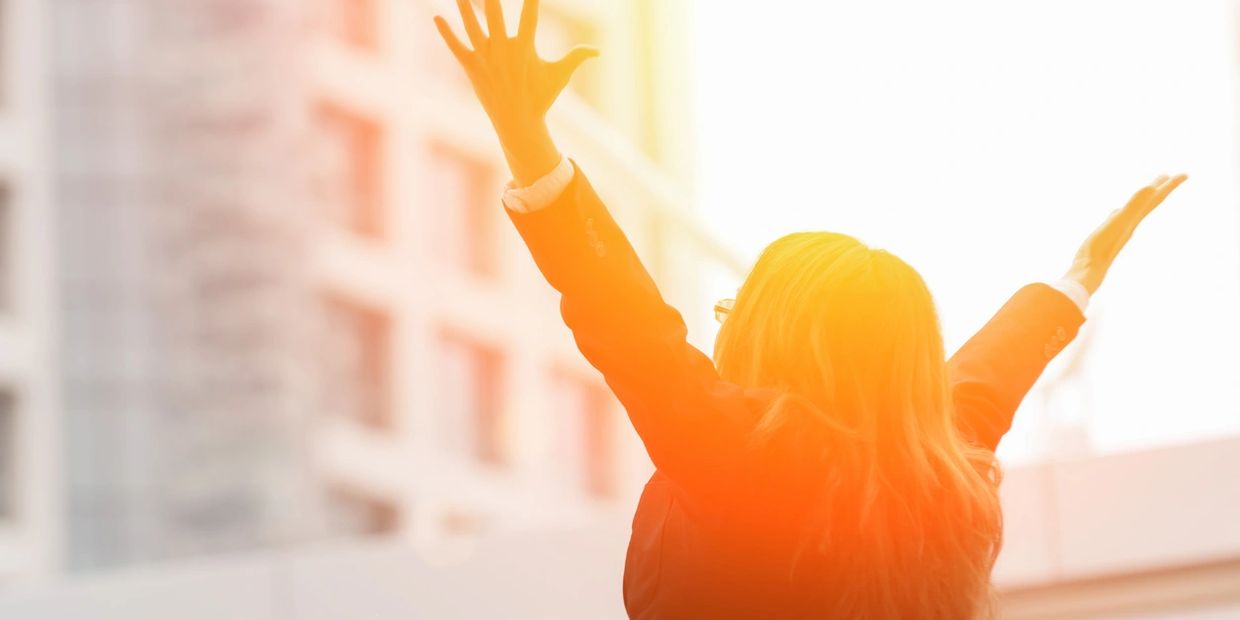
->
[435,2,1187,618]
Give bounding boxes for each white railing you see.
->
[3,437,1238,619]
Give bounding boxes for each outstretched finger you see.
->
[518,0,540,45]
[1156,174,1189,198]
[435,17,475,67]
[456,0,486,49]
[485,0,507,38]
[1130,173,1188,223]
[1135,174,1186,216]
[550,46,600,92]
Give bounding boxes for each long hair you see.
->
[713,232,1003,619]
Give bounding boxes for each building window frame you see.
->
[315,100,386,240]
[322,293,395,430]
[438,328,508,466]
[427,141,501,279]
[321,0,380,51]
[551,365,617,500]
[0,389,17,522]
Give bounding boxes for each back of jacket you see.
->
[504,165,1086,619]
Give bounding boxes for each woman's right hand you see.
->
[1065,174,1189,295]
[434,0,598,186]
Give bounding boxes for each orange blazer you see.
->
[506,164,1086,619]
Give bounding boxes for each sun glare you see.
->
[694,0,1240,463]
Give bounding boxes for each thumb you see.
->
[550,46,600,93]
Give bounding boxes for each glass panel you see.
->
[316,101,385,239]
[439,331,506,465]
[0,390,14,520]
[321,0,378,50]
[551,371,616,499]
[428,143,500,278]
[322,295,393,429]
[326,486,400,536]
[0,184,10,313]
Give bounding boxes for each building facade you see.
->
[0,0,59,582]
[304,0,741,557]
[0,0,741,581]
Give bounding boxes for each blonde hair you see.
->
[714,232,1003,619]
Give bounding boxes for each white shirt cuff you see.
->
[501,157,575,214]
[1045,278,1090,314]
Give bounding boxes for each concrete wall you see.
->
[993,436,1240,587]
[0,525,631,620]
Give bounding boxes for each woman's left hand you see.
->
[1065,174,1189,295]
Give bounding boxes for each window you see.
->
[322,295,393,429]
[551,370,616,499]
[316,101,385,239]
[327,486,400,536]
[439,331,506,465]
[0,185,9,313]
[438,505,486,537]
[428,143,500,277]
[0,390,14,519]
[321,0,378,50]
[0,1,6,107]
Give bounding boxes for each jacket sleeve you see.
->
[505,162,756,491]
[948,283,1087,451]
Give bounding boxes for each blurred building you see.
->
[0,0,58,581]
[7,1,1232,617]
[303,0,740,559]
[0,0,741,581]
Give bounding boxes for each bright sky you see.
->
[693,0,1240,464]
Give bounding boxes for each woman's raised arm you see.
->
[949,174,1189,450]
[434,1,758,494]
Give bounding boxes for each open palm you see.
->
[1067,174,1189,295]
[434,0,597,184]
